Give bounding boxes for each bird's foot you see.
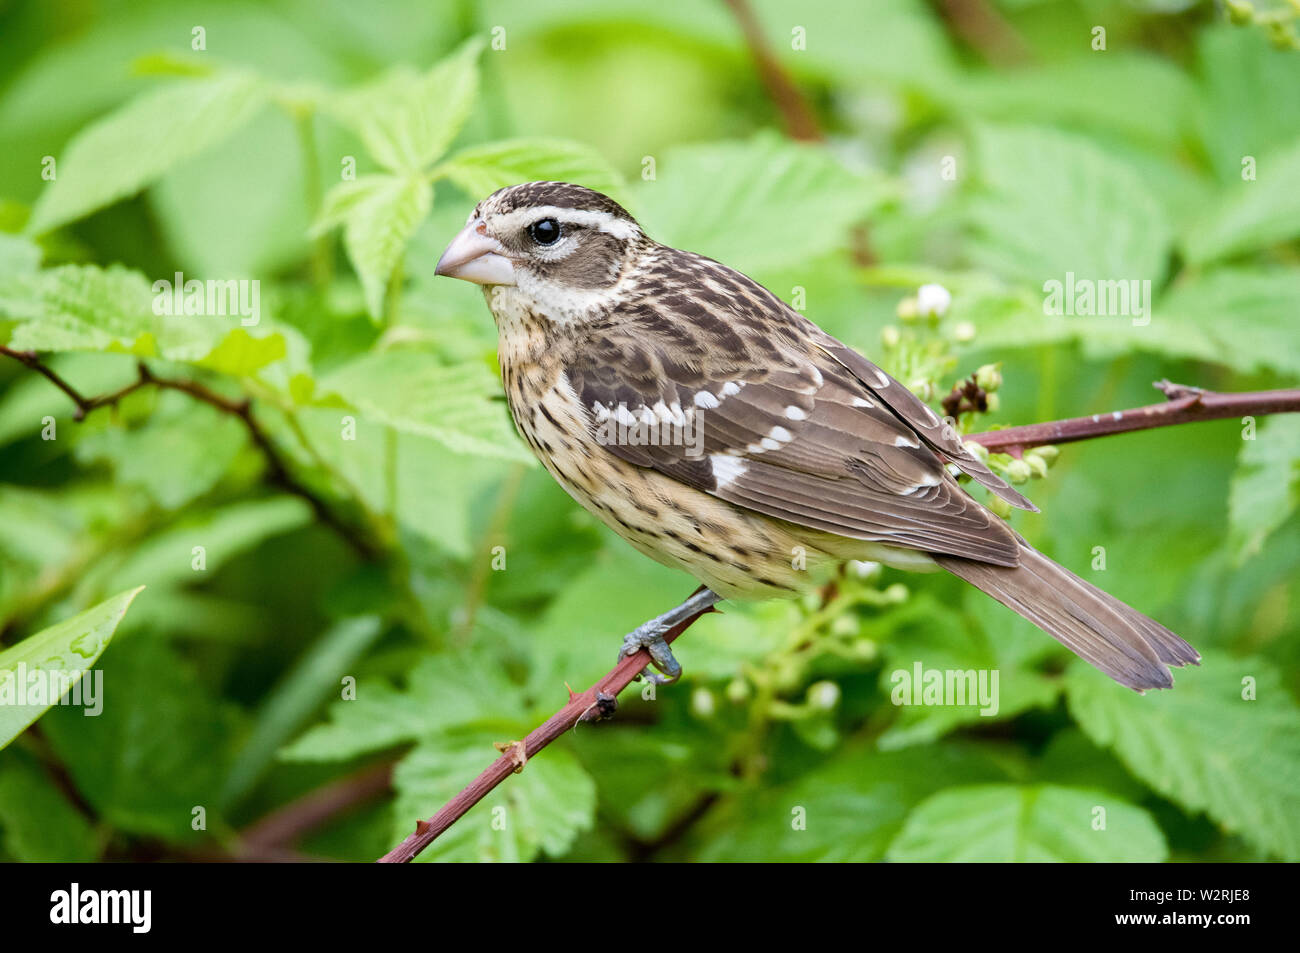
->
[614,587,721,685]
[618,622,682,685]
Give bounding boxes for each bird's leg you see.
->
[618,586,721,684]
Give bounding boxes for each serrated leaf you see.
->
[0,263,249,362]
[280,652,524,763]
[0,586,143,749]
[328,39,483,173]
[319,348,533,462]
[698,744,1006,861]
[392,730,596,862]
[635,133,896,273]
[1153,268,1300,377]
[27,72,269,234]
[886,784,1167,862]
[1066,653,1300,861]
[316,174,431,319]
[437,137,629,206]
[1184,137,1300,265]
[965,123,1173,288]
[1228,415,1300,562]
[73,391,246,510]
[0,264,156,353]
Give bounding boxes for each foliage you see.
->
[0,0,1297,864]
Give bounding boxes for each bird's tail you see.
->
[933,543,1200,691]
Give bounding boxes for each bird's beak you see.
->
[435,217,516,286]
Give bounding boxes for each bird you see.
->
[435,181,1200,692]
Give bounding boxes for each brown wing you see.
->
[565,249,1025,566]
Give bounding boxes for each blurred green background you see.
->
[0,0,1298,862]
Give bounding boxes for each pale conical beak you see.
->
[435,217,516,286]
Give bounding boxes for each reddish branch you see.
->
[967,380,1300,456]
[377,604,716,863]
[0,346,377,558]
[379,380,1300,863]
[238,761,394,856]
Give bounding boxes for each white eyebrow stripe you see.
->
[491,206,640,240]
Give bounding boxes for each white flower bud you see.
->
[1005,458,1033,484]
[808,680,841,710]
[691,687,716,718]
[975,363,1002,393]
[725,678,751,704]
[916,283,952,318]
[848,559,882,580]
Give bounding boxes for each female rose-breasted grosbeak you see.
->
[436,182,1199,691]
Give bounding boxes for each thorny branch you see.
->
[379,380,1300,863]
[966,380,1300,456]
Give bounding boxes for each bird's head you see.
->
[435,182,646,302]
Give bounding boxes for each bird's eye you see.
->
[528,218,561,245]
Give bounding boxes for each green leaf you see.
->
[698,744,1006,861]
[876,593,1060,750]
[0,586,143,749]
[0,264,155,353]
[280,652,524,763]
[886,784,1168,862]
[0,751,99,861]
[1154,268,1300,377]
[948,54,1195,151]
[0,233,41,279]
[1195,27,1300,185]
[635,133,896,273]
[314,174,431,319]
[27,72,269,234]
[39,637,240,841]
[191,327,287,376]
[0,263,252,362]
[73,391,246,510]
[1228,415,1300,562]
[392,729,596,862]
[1184,137,1300,265]
[319,348,533,462]
[1066,653,1300,861]
[221,616,384,807]
[965,123,1173,288]
[437,137,629,206]
[328,39,483,173]
[100,497,311,593]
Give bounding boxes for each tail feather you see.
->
[934,543,1200,691]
